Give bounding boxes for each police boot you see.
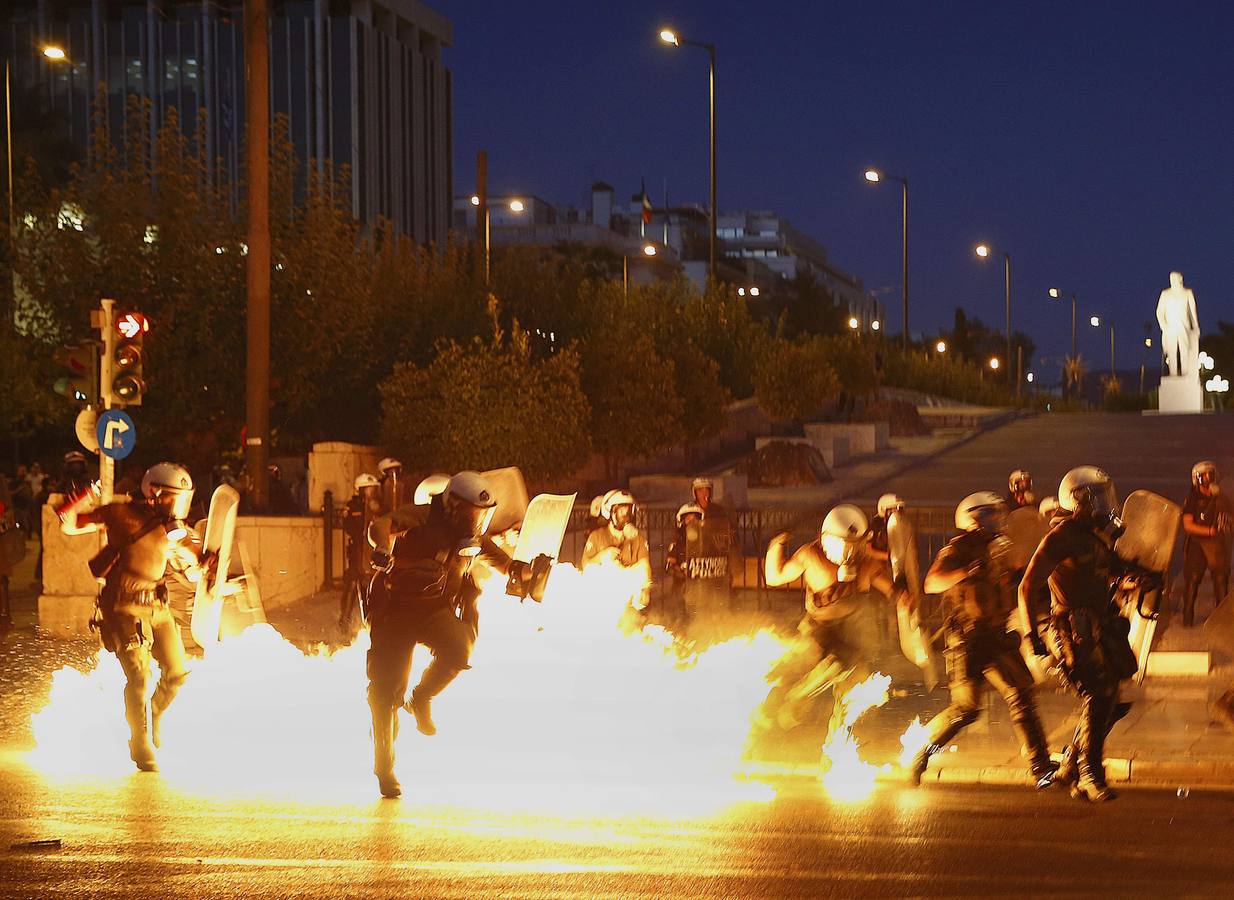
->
[907,743,943,787]
[370,701,400,798]
[1053,742,1079,789]
[150,672,189,749]
[1013,713,1057,790]
[1071,704,1116,802]
[405,689,437,737]
[124,692,158,773]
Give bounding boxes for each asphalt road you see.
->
[1,756,1232,898]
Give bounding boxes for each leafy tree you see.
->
[579,329,682,474]
[755,338,841,421]
[379,325,591,481]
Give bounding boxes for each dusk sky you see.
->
[446,1,1233,379]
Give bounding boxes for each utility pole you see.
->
[476,150,488,282]
[98,298,116,503]
[244,0,271,511]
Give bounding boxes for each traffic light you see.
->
[111,310,149,405]
[52,343,99,406]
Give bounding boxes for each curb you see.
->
[740,754,1234,791]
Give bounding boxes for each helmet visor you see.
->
[821,533,861,569]
[155,488,193,521]
[447,497,495,537]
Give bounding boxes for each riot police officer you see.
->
[1020,466,1141,801]
[908,492,1054,788]
[1181,461,1232,626]
[59,463,207,772]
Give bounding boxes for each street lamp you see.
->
[1089,315,1116,379]
[989,357,1001,370]
[871,319,881,332]
[6,44,69,246]
[935,340,947,354]
[863,167,909,349]
[471,194,525,284]
[1048,286,1079,360]
[660,26,717,284]
[974,242,1013,388]
[848,316,860,331]
[623,242,658,297]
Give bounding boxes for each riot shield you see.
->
[1115,489,1182,681]
[189,485,240,649]
[1003,507,1049,572]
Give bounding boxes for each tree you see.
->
[379,326,592,481]
[579,330,683,473]
[755,338,841,421]
[755,269,847,338]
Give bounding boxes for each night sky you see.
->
[445,1,1234,380]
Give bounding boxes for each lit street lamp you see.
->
[871,319,881,332]
[660,27,717,284]
[848,316,860,331]
[863,168,909,349]
[471,193,526,283]
[935,340,947,354]
[623,242,658,297]
[1048,286,1079,360]
[1089,314,1115,379]
[6,45,69,244]
[974,242,1013,389]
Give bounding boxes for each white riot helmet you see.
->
[877,493,905,518]
[442,471,497,538]
[955,491,1007,533]
[377,457,403,476]
[414,472,450,506]
[1058,466,1119,523]
[676,502,705,528]
[692,476,714,505]
[1039,496,1061,518]
[1009,470,1033,494]
[589,494,606,518]
[354,473,379,493]
[142,462,194,520]
[602,489,636,529]
[1192,461,1220,489]
[821,504,869,582]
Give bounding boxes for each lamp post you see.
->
[5,45,69,263]
[471,193,525,284]
[624,242,657,297]
[863,168,909,349]
[1048,287,1078,360]
[1089,315,1116,380]
[974,243,1013,390]
[660,28,716,284]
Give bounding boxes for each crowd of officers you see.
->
[49,449,1231,802]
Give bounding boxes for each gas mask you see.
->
[610,503,633,532]
[821,533,862,582]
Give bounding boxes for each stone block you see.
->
[40,504,104,597]
[235,516,324,612]
[308,442,382,512]
[805,423,884,456]
[1157,375,1204,414]
[1145,650,1210,676]
[37,593,97,639]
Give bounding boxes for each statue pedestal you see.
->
[1158,374,1204,413]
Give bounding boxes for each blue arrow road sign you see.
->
[96,409,137,460]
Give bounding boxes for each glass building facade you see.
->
[3,0,453,244]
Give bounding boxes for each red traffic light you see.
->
[116,312,149,339]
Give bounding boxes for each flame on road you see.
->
[818,672,892,802]
[29,561,789,816]
[898,715,933,769]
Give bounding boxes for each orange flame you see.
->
[818,672,892,802]
[29,561,789,815]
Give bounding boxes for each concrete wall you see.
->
[804,422,888,456]
[755,434,851,470]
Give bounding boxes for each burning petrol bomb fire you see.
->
[818,672,893,802]
[29,559,790,815]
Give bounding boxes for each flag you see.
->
[638,179,653,225]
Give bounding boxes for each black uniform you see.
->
[365,506,510,794]
[1182,488,1232,625]
[912,531,1052,784]
[1021,511,1138,796]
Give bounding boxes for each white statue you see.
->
[1156,271,1200,377]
